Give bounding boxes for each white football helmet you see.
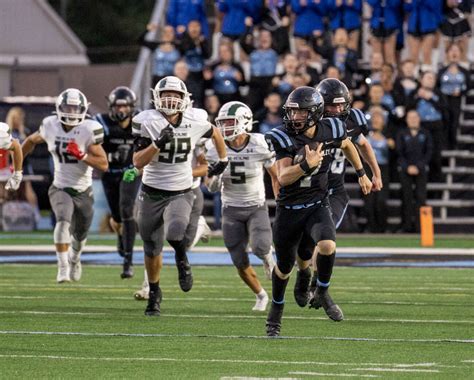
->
[0,122,12,150]
[151,76,191,115]
[55,88,89,126]
[215,101,253,141]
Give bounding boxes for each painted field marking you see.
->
[0,353,455,369]
[0,310,473,325]
[0,295,471,308]
[290,372,379,378]
[0,330,472,344]
[353,367,440,373]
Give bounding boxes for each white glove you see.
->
[206,174,222,193]
[5,171,23,191]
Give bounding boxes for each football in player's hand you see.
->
[293,142,321,164]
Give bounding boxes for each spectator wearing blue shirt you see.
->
[407,71,448,183]
[177,20,212,108]
[367,0,402,66]
[404,0,443,70]
[240,28,279,111]
[437,43,470,148]
[204,43,246,104]
[397,110,433,233]
[216,0,262,40]
[167,0,209,37]
[327,0,363,51]
[291,0,327,41]
[138,24,181,86]
[364,108,390,232]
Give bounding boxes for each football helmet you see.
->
[283,86,324,135]
[0,122,12,150]
[151,76,190,115]
[316,78,351,121]
[107,86,137,122]
[215,101,252,141]
[55,88,89,126]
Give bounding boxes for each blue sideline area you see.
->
[0,250,473,268]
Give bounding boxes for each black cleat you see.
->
[266,302,284,337]
[293,268,311,307]
[176,257,193,292]
[309,286,344,321]
[144,288,162,316]
[120,255,134,279]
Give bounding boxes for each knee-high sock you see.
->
[122,219,136,256]
[168,239,188,262]
[316,252,336,287]
[271,269,289,304]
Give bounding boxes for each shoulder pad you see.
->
[264,127,293,151]
[185,107,209,122]
[320,117,346,140]
[350,108,368,132]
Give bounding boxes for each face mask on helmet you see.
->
[152,76,190,115]
[56,89,89,126]
[108,86,137,122]
[215,102,252,141]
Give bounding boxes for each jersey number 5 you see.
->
[55,141,78,164]
[158,137,191,164]
[230,162,246,184]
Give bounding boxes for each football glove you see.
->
[5,171,22,191]
[207,158,228,177]
[122,167,140,183]
[152,126,174,150]
[66,140,87,160]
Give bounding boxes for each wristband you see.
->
[299,160,311,174]
[356,168,366,177]
[219,157,228,163]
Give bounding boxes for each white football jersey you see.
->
[206,133,275,207]
[132,108,213,191]
[39,116,104,192]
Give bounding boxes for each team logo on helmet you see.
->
[55,88,89,126]
[215,101,253,141]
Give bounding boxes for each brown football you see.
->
[293,142,321,164]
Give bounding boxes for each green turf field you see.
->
[1,232,474,248]
[0,264,472,378]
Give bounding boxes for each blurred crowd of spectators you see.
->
[137,0,472,232]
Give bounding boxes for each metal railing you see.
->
[130,0,168,110]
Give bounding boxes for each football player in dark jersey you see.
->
[95,86,140,279]
[304,78,383,304]
[264,86,372,337]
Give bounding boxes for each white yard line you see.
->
[353,367,439,373]
[289,372,379,378]
[0,353,457,368]
[0,330,472,344]
[0,310,473,325]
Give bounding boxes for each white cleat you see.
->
[252,292,269,312]
[134,287,150,300]
[263,253,276,281]
[198,216,212,243]
[69,260,82,282]
[57,263,70,283]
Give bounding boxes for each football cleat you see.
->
[263,253,275,281]
[134,286,150,301]
[293,268,311,307]
[252,291,269,312]
[121,255,134,279]
[57,263,71,283]
[176,255,193,292]
[144,287,162,316]
[309,286,344,322]
[69,259,82,282]
[265,302,284,337]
